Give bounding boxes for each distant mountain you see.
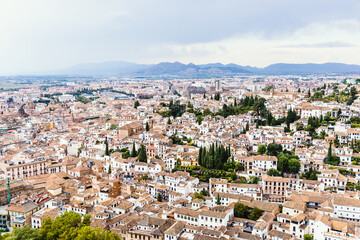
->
[136,62,250,76]
[199,63,251,73]
[58,61,360,76]
[58,61,151,75]
[137,62,199,75]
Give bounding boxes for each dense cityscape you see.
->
[0,74,358,240]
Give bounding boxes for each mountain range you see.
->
[57,61,360,76]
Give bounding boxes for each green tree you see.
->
[131,142,137,157]
[7,97,14,104]
[121,149,130,159]
[235,163,244,172]
[234,203,249,218]
[327,140,332,160]
[265,85,274,93]
[193,192,205,200]
[216,193,221,205]
[334,135,340,148]
[249,176,259,184]
[319,130,326,139]
[304,234,314,240]
[327,155,340,166]
[288,158,300,174]
[169,100,186,118]
[257,145,266,155]
[277,153,300,175]
[109,124,117,130]
[351,86,357,99]
[105,140,110,156]
[6,225,39,240]
[249,207,263,221]
[266,143,283,156]
[326,141,340,166]
[300,168,319,180]
[134,100,140,109]
[277,153,289,176]
[82,215,91,226]
[138,145,147,163]
[267,168,280,176]
[157,193,162,202]
[187,101,193,108]
[252,97,267,123]
[230,172,237,181]
[39,211,83,240]
[145,122,149,131]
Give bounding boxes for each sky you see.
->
[1,0,360,74]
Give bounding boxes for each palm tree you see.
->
[265,85,274,94]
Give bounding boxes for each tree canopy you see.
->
[0,211,121,240]
[266,143,283,156]
[267,168,280,176]
[134,100,140,109]
[234,203,263,221]
[257,145,266,155]
[198,144,231,170]
[138,145,147,163]
[277,153,300,176]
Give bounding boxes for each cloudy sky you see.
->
[1,0,360,74]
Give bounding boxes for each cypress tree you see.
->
[216,193,221,205]
[198,147,203,165]
[327,141,332,161]
[105,139,109,156]
[131,142,137,157]
[249,96,254,106]
[227,146,231,159]
[134,100,140,109]
[138,145,147,163]
[206,154,213,169]
[215,150,222,169]
[220,145,226,163]
[202,147,207,166]
[244,96,249,106]
[157,193,162,202]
